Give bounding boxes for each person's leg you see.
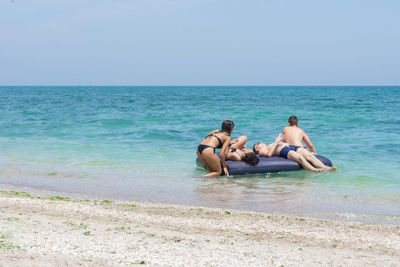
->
[297,148,337,172]
[204,171,222,177]
[296,148,326,168]
[287,151,323,172]
[202,150,223,176]
[197,150,207,168]
[328,166,337,172]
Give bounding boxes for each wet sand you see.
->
[0,191,399,266]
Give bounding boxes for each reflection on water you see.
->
[196,171,325,213]
[195,169,400,224]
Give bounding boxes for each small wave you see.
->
[99,118,134,127]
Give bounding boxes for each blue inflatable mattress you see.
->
[196,153,332,175]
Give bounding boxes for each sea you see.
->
[0,86,399,224]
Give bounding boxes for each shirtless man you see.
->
[253,134,336,172]
[283,115,316,154]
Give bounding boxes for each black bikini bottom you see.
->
[197,144,215,154]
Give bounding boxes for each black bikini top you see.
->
[230,147,243,159]
[206,133,224,148]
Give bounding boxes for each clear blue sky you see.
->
[1,0,399,85]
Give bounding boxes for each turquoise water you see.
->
[1,86,399,223]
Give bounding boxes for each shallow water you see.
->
[1,86,399,223]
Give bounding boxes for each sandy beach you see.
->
[0,191,399,266]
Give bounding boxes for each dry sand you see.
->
[0,191,399,266]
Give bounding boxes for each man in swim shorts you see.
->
[282,115,317,154]
[253,134,336,172]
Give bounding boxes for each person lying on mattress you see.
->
[225,135,259,166]
[197,120,234,177]
[253,134,336,172]
[282,115,317,154]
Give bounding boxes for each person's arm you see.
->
[303,132,316,154]
[220,136,231,176]
[230,135,248,149]
[266,134,284,157]
[282,127,288,142]
[260,134,284,157]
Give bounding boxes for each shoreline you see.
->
[1,190,399,266]
[1,183,399,226]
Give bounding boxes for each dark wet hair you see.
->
[221,120,234,135]
[253,143,261,154]
[288,115,298,126]
[243,152,259,166]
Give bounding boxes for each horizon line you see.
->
[1,85,400,87]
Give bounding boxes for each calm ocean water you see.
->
[1,86,399,223]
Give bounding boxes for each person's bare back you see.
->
[283,115,317,154]
[283,126,304,146]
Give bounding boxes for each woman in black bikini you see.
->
[226,136,259,166]
[197,120,234,176]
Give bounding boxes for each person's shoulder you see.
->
[298,128,306,135]
[283,126,290,132]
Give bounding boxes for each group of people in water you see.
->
[197,115,337,176]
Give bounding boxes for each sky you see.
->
[0,0,399,85]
